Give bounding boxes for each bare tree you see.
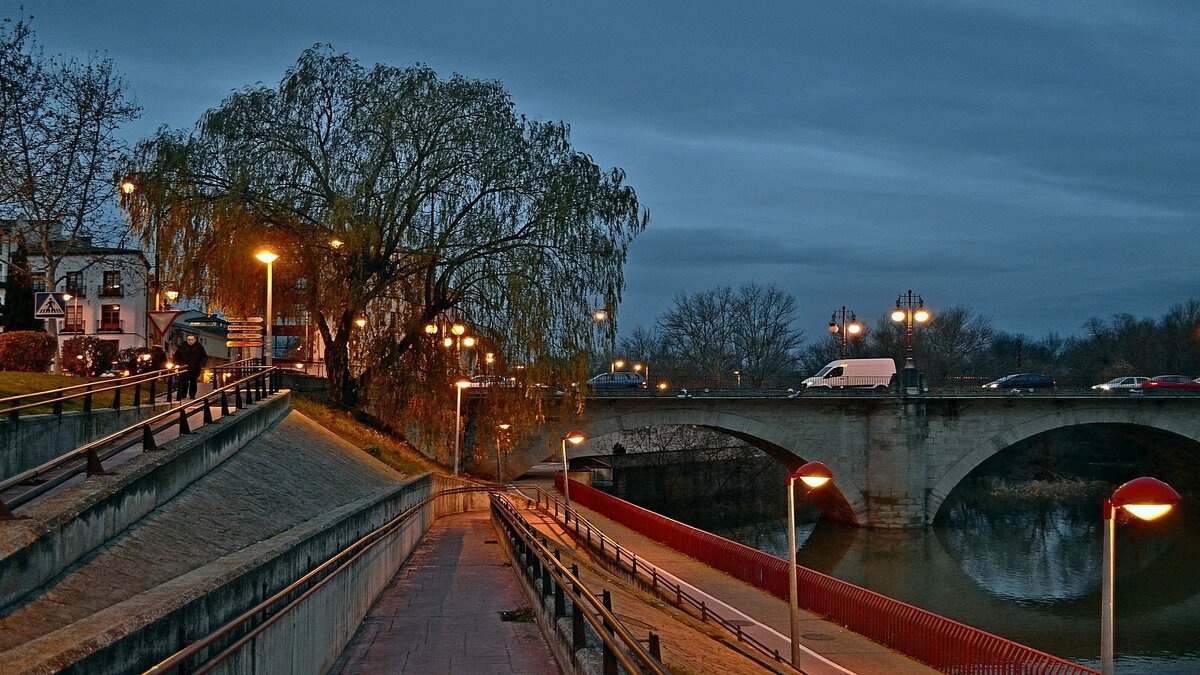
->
[0,15,140,366]
[729,282,803,386]
[658,286,738,383]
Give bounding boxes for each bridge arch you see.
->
[554,407,867,525]
[928,406,1200,521]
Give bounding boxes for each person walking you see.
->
[173,334,208,399]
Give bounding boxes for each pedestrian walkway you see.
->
[330,511,560,675]
[515,486,938,675]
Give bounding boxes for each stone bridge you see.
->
[490,394,1200,529]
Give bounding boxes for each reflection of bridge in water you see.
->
[486,392,1200,528]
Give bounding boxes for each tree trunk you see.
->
[325,335,356,406]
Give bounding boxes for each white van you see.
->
[802,358,896,389]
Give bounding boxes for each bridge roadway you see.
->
[492,391,1200,528]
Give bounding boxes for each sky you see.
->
[6,1,1198,339]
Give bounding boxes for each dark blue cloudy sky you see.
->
[9,1,1198,338]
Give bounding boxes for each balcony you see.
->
[65,287,87,298]
[61,323,85,335]
[98,286,123,298]
[97,319,125,333]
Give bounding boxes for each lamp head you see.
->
[593,309,608,322]
[914,309,931,323]
[255,249,279,265]
[613,359,625,369]
[442,337,454,348]
[847,321,862,335]
[462,336,476,348]
[354,318,367,328]
[562,430,586,445]
[164,290,179,301]
[454,378,472,389]
[120,179,136,195]
[451,324,466,336]
[891,309,906,322]
[791,461,834,489]
[424,324,438,335]
[499,423,511,431]
[1112,476,1181,521]
[329,238,344,249]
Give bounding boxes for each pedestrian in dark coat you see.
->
[173,334,208,399]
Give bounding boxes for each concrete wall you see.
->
[0,392,291,611]
[31,475,487,675]
[0,400,175,480]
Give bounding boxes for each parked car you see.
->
[982,373,1057,391]
[1091,376,1149,391]
[582,371,646,390]
[1136,375,1200,390]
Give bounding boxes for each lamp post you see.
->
[496,422,511,481]
[828,306,862,359]
[891,290,931,394]
[453,378,471,475]
[633,362,649,388]
[164,290,179,307]
[255,249,279,366]
[611,358,625,373]
[560,430,586,507]
[786,460,833,670]
[734,370,742,388]
[1101,476,1180,675]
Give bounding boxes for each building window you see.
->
[100,304,121,332]
[65,271,85,297]
[101,271,122,297]
[31,277,46,293]
[64,304,85,333]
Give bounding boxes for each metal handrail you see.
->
[491,492,670,675]
[0,367,280,516]
[0,368,177,418]
[144,485,492,675]
[526,485,799,673]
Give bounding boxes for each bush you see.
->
[0,330,57,372]
[62,336,120,376]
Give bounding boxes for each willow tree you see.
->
[121,46,646,409]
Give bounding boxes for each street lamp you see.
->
[496,422,511,481]
[1101,476,1180,675]
[633,362,649,388]
[611,358,625,373]
[786,460,833,670]
[734,370,742,388]
[592,309,608,322]
[453,378,471,475]
[891,290,930,394]
[255,249,279,366]
[560,429,586,507]
[828,306,862,359]
[164,290,179,306]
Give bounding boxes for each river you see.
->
[611,447,1200,673]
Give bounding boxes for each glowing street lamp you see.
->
[611,358,625,373]
[354,317,367,329]
[1100,476,1180,675]
[453,378,472,475]
[592,309,609,322]
[164,290,179,305]
[828,306,862,359]
[786,461,833,669]
[633,362,649,388]
[891,290,931,394]
[496,422,511,481]
[254,249,279,366]
[560,430,586,507]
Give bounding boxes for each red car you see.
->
[1136,375,1200,390]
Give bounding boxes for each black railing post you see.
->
[112,385,121,410]
[220,389,231,417]
[571,565,586,649]
[202,397,214,424]
[178,408,191,435]
[602,590,617,675]
[83,385,93,414]
[142,423,158,452]
[85,449,108,476]
[52,395,63,418]
[149,377,156,404]
[9,399,18,426]
[235,384,243,409]
[133,382,142,407]
[166,375,174,403]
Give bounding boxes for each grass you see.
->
[0,371,168,416]
[291,394,445,477]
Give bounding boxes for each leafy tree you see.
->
[122,47,646,410]
[0,15,140,365]
[62,335,119,376]
[0,242,37,330]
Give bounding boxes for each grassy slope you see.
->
[290,395,445,478]
[0,371,106,399]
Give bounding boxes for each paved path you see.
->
[330,511,559,675]
[514,483,939,675]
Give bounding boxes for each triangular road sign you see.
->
[34,292,66,318]
[147,311,182,340]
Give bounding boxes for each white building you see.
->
[29,243,150,354]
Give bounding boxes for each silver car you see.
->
[1091,376,1149,391]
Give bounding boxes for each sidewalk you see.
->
[524,491,938,675]
[330,511,559,675]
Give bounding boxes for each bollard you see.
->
[649,633,661,661]
[142,423,158,452]
[178,408,191,434]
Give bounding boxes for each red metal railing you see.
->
[558,476,1099,675]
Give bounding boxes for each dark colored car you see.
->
[982,373,1057,391]
[583,371,646,390]
[1136,375,1200,390]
